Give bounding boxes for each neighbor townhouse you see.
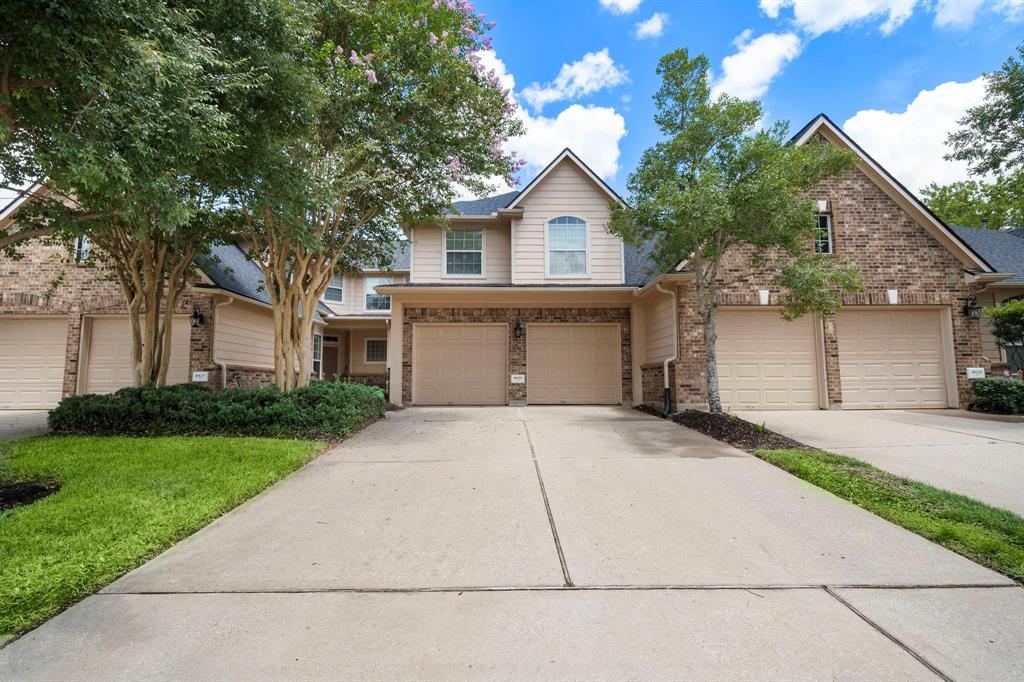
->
[0,114,1014,412]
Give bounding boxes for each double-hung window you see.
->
[73,236,91,262]
[445,228,483,276]
[815,214,834,254]
[364,276,392,311]
[547,216,588,276]
[324,274,344,302]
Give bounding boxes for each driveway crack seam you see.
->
[823,586,954,682]
[520,410,574,588]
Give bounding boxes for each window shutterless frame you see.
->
[814,214,834,254]
[365,338,387,364]
[323,273,344,302]
[364,276,392,311]
[545,216,589,277]
[312,332,323,378]
[442,227,485,278]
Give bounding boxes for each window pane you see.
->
[365,294,391,310]
[366,339,387,363]
[815,215,832,254]
[548,223,586,250]
[446,251,482,275]
[324,274,344,302]
[446,228,482,251]
[549,250,587,275]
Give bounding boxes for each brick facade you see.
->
[402,307,632,405]
[641,361,675,409]
[673,163,985,408]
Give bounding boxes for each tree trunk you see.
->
[696,265,723,413]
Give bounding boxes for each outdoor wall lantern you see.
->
[190,306,206,327]
[513,320,525,338]
[961,295,982,320]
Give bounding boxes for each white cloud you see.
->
[760,0,918,36]
[466,50,627,197]
[634,12,668,39]
[521,48,629,112]
[599,0,643,15]
[711,31,802,100]
[842,77,987,192]
[934,0,984,28]
[996,0,1024,21]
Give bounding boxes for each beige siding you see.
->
[512,160,623,284]
[321,272,407,315]
[979,288,1024,363]
[643,293,675,364]
[410,224,511,283]
[215,300,276,369]
[348,328,388,374]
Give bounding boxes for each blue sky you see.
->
[473,0,1024,196]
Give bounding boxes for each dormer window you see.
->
[445,228,484,276]
[815,214,833,254]
[547,216,588,276]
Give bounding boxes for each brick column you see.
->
[62,309,83,397]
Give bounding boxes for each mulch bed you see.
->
[0,480,60,511]
[671,410,811,454]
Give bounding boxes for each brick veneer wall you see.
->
[641,361,675,409]
[402,307,632,405]
[1,241,218,396]
[674,163,985,408]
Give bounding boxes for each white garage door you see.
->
[0,317,68,409]
[413,324,507,405]
[837,309,949,409]
[84,316,191,394]
[527,324,621,404]
[716,311,820,410]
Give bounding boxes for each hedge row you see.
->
[48,381,386,438]
[970,377,1024,415]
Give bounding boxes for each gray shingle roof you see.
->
[449,190,520,215]
[949,226,1024,283]
[624,240,664,286]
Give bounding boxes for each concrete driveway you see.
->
[2,407,1021,680]
[0,410,49,440]
[738,409,1024,515]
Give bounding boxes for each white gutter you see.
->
[212,296,235,389]
[654,280,678,415]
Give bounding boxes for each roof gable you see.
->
[791,114,992,272]
[505,148,624,210]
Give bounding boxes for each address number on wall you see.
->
[191,371,210,382]
[966,367,985,379]
[510,374,526,384]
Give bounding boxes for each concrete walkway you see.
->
[0,410,48,440]
[2,407,1021,680]
[737,409,1024,515]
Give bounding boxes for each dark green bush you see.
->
[970,377,1024,415]
[48,381,386,438]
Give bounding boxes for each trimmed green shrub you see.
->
[48,381,386,438]
[970,377,1024,415]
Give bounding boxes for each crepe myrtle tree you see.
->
[1,0,260,386]
[609,49,862,413]
[231,0,524,392]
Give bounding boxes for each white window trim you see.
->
[441,227,487,279]
[322,273,344,303]
[363,275,393,312]
[544,215,590,279]
[364,337,387,364]
[815,214,834,255]
[313,332,324,379]
[73,235,91,263]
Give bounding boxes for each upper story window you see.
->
[323,273,343,302]
[547,216,588,276]
[814,214,833,254]
[364,276,392,311]
[445,228,483,276]
[72,236,91,262]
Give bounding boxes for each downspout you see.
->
[654,280,678,416]
[212,296,235,389]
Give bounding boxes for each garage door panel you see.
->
[0,317,68,409]
[413,324,507,405]
[527,324,620,405]
[837,309,949,409]
[716,311,820,410]
[85,317,190,395]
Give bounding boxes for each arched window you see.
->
[547,216,588,276]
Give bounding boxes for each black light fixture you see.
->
[513,320,525,338]
[190,306,206,328]
[961,295,982,320]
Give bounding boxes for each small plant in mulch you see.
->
[0,479,60,511]
[633,404,666,418]
[672,410,809,454]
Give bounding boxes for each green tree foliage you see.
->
[986,298,1024,372]
[947,44,1024,176]
[608,49,861,412]
[227,0,525,391]
[921,175,1023,230]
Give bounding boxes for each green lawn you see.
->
[0,436,324,637]
[757,448,1024,581]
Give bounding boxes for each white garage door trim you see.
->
[412,323,508,405]
[836,307,955,409]
[80,315,191,395]
[0,316,68,409]
[715,309,825,410]
[526,323,622,405]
